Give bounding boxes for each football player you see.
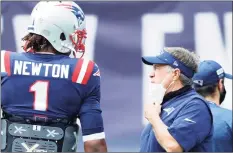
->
[1,1,107,152]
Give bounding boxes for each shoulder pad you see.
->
[71,58,95,85]
[1,50,11,76]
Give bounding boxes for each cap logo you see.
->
[193,80,203,86]
[216,68,225,78]
[173,61,178,67]
[216,68,224,75]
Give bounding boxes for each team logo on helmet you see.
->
[55,4,85,21]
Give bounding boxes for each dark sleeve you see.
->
[78,63,105,141]
[167,100,213,151]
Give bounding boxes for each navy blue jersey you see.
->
[140,89,213,152]
[1,50,105,140]
[207,102,232,152]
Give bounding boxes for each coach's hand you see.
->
[144,102,162,122]
[144,102,183,152]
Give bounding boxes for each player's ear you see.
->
[218,79,224,91]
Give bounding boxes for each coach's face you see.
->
[149,64,174,87]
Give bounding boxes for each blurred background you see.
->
[1,1,232,152]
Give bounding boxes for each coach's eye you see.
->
[153,66,158,70]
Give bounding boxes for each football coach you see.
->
[140,47,213,152]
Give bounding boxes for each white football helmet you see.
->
[27,1,87,58]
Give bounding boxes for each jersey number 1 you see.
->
[29,81,49,111]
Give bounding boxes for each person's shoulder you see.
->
[1,50,37,62]
[210,105,232,126]
[221,107,232,114]
[1,50,24,76]
[1,50,21,57]
[215,106,232,119]
[207,102,232,114]
[181,90,211,113]
[70,57,100,85]
[67,56,97,66]
[183,88,208,105]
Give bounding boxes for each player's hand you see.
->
[144,102,162,123]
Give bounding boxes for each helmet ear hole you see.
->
[60,33,66,41]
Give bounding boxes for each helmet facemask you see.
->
[69,28,87,58]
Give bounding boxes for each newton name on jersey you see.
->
[13,60,70,79]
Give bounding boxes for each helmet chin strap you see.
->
[70,50,85,58]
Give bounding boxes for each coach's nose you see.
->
[149,71,155,79]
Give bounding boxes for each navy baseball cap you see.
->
[192,60,232,86]
[142,50,194,78]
